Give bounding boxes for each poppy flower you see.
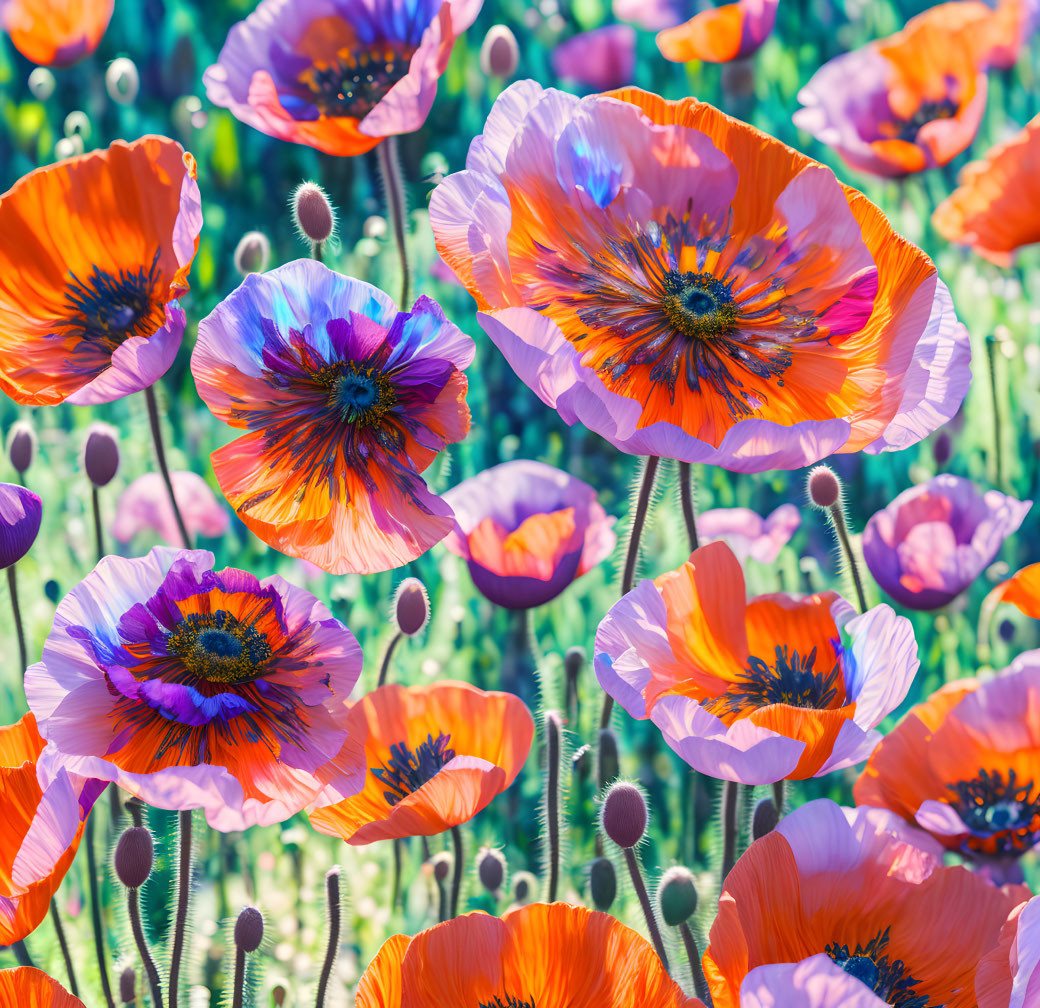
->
[976,894,1040,1008]
[0,715,104,945]
[695,503,799,566]
[202,0,482,156]
[703,799,1028,1008]
[441,460,617,610]
[933,113,1040,266]
[854,652,1040,872]
[613,0,689,31]
[861,475,1029,611]
[23,547,365,831]
[551,25,636,91]
[111,471,230,547]
[0,483,41,569]
[191,259,472,575]
[794,20,988,177]
[430,83,970,473]
[355,902,697,1007]
[594,541,918,784]
[0,136,202,406]
[0,0,113,67]
[656,0,778,64]
[906,0,1034,70]
[998,562,1040,619]
[308,681,532,844]
[0,968,85,1007]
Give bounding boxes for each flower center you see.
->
[659,270,739,342]
[370,733,457,806]
[949,767,1040,857]
[318,362,398,426]
[167,611,273,684]
[704,645,844,718]
[298,46,414,119]
[826,929,938,1008]
[883,98,958,143]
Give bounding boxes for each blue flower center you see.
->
[660,270,739,340]
[370,733,457,806]
[196,629,244,659]
[317,361,397,427]
[168,610,272,684]
[337,373,378,410]
[950,767,1040,856]
[826,930,938,1008]
[886,98,958,143]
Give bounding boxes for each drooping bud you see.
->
[511,870,537,904]
[234,906,265,953]
[6,420,36,476]
[114,826,154,889]
[476,846,506,894]
[83,423,120,488]
[806,465,841,510]
[233,231,271,276]
[292,182,336,245]
[601,781,648,849]
[0,483,42,570]
[596,728,619,790]
[479,25,520,78]
[751,798,779,840]
[588,857,616,911]
[431,850,453,883]
[393,577,430,637]
[119,966,136,1004]
[656,865,698,926]
[105,58,140,105]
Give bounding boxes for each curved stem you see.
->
[7,565,27,675]
[91,486,105,563]
[377,136,410,309]
[144,385,192,549]
[545,715,561,903]
[12,941,33,968]
[986,336,1004,490]
[168,810,193,1008]
[128,888,163,1008]
[315,869,341,1008]
[231,948,247,1008]
[720,781,739,885]
[449,826,463,919]
[390,838,404,912]
[86,815,116,1008]
[678,462,699,552]
[827,504,868,614]
[376,631,403,688]
[678,921,713,1006]
[50,899,80,997]
[622,847,669,970]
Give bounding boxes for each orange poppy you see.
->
[933,114,1040,266]
[906,0,1030,69]
[999,562,1040,619]
[0,136,202,406]
[0,968,85,1007]
[656,0,777,63]
[355,902,698,1007]
[1,0,113,66]
[308,682,533,844]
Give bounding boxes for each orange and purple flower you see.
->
[1,0,113,66]
[656,0,778,64]
[442,460,617,610]
[0,137,201,405]
[24,547,365,831]
[191,259,473,574]
[906,0,1036,70]
[861,475,1029,611]
[430,83,970,472]
[595,542,918,784]
[203,0,482,156]
[794,20,988,177]
[976,894,1040,1008]
[111,471,229,548]
[0,484,42,570]
[551,25,636,91]
[696,503,799,566]
[739,957,895,1007]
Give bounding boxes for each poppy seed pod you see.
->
[119,966,136,1004]
[6,420,35,475]
[657,865,698,926]
[83,423,120,487]
[807,465,842,509]
[431,850,453,883]
[234,906,264,952]
[752,798,780,840]
[393,578,430,636]
[480,25,519,78]
[233,230,271,276]
[477,846,506,893]
[292,182,335,244]
[114,826,154,889]
[512,870,537,904]
[601,782,648,849]
[588,856,617,911]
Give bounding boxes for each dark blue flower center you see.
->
[885,98,958,143]
[370,733,457,806]
[826,929,939,1008]
[660,270,739,340]
[337,372,378,410]
[950,767,1040,856]
[298,46,415,118]
[167,610,272,684]
[317,361,397,427]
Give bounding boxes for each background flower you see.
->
[551,25,635,91]
[696,503,800,566]
[110,471,229,547]
[0,0,113,66]
[656,0,778,63]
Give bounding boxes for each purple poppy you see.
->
[551,25,636,92]
[0,483,41,570]
[442,460,617,609]
[862,475,1030,610]
[696,503,799,565]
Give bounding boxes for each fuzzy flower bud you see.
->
[393,577,430,636]
[480,25,520,78]
[511,870,537,904]
[105,58,140,105]
[234,906,264,952]
[657,865,698,926]
[476,846,506,894]
[6,420,35,475]
[83,423,120,488]
[431,850,453,883]
[601,781,647,849]
[752,798,780,840]
[233,231,271,276]
[114,827,154,889]
[119,966,136,1004]
[292,181,335,244]
[588,857,616,911]
[807,465,842,509]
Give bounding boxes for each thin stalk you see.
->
[86,815,117,1008]
[168,810,193,1008]
[772,781,785,817]
[678,921,713,1006]
[91,486,105,562]
[601,456,660,729]
[450,826,464,919]
[376,631,403,688]
[50,900,80,997]
[678,462,699,552]
[310,240,324,262]
[377,136,410,308]
[545,714,561,902]
[391,838,404,911]
[315,869,341,1008]
[827,504,868,614]
[128,887,163,1008]
[7,565,27,674]
[12,941,33,967]
[622,847,669,970]
[144,385,192,549]
[126,797,144,828]
[231,948,247,1008]
[721,781,739,885]
[987,336,1004,490]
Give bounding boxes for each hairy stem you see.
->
[623,847,669,970]
[678,461,699,552]
[168,810,193,1008]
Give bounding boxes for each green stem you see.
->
[622,847,669,970]
[315,869,341,1008]
[545,714,561,902]
[91,486,105,563]
[721,781,738,885]
[679,921,713,1005]
[678,461,699,552]
[376,631,402,688]
[144,385,192,549]
[986,336,1004,490]
[168,810,193,1008]
[377,136,411,308]
[827,504,868,614]
[128,887,163,1008]
[450,826,463,919]
[50,899,80,997]
[7,565,27,674]
[86,815,117,1008]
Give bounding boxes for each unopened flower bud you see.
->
[105,57,140,105]
[932,431,952,468]
[114,827,154,889]
[233,231,271,276]
[6,420,35,475]
[807,465,841,510]
[511,870,537,904]
[752,798,779,840]
[480,25,520,78]
[657,865,698,926]
[394,577,430,636]
[292,182,335,244]
[431,850,452,883]
[272,986,287,1007]
[477,846,506,893]
[596,728,619,789]
[999,618,1017,643]
[28,67,55,101]
[83,423,120,487]
[601,781,647,849]
[234,906,264,952]
[119,966,136,1004]
[588,857,616,911]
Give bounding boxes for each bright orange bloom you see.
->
[933,114,1040,266]
[906,0,1031,69]
[0,136,201,406]
[356,903,698,1008]
[657,0,776,63]
[1,0,113,66]
[0,968,85,1007]
[308,682,533,844]
[999,562,1040,619]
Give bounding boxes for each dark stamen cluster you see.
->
[883,99,958,143]
[371,733,457,806]
[299,47,414,118]
[479,997,535,1008]
[167,610,272,685]
[826,929,939,1008]
[315,361,398,427]
[950,767,1040,856]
